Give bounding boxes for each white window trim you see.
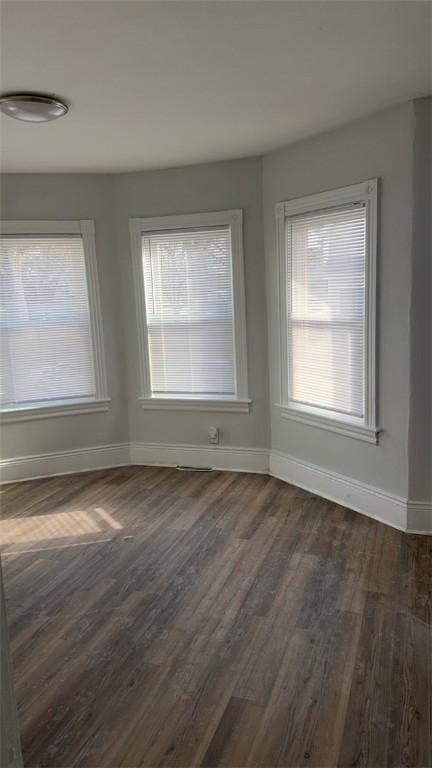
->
[138,396,251,413]
[0,399,111,424]
[0,220,109,421]
[275,179,379,444]
[129,209,250,412]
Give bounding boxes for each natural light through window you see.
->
[1,236,95,407]
[289,206,366,417]
[277,180,378,443]
[130,210,249,411]
[143,227,235,397]
[0,221,108,420]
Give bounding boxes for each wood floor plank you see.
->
[1,466,430,768]
[201,696,265,768]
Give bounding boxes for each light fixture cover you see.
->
[0,93,68,123]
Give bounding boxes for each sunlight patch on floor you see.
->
[0,507,123,545]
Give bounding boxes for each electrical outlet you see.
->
[208,426,219,445]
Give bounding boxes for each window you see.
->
[0,220,108,421]
[276,180,378,442]
[129,210,249,411]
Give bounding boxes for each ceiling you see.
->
[1,0,431,173]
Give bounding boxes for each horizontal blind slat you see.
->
[0,236,96,407]
[287,206,366,419]
[142,227,235,396]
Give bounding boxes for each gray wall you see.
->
[263,102,415,499]
[0,174,128,459]
[409,98,432,502]
[0,158,270,459]
[113,157,270,449]
[1,100,429,505]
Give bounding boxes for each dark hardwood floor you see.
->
[1,466,431,768]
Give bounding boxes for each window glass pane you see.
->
[0,236,96,407]
[290,322,364,416]
[142,227,235,396]
[287,206,366,418]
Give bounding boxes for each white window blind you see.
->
[142,227,236,397]
[0,235,97,409]
[287,205,366,420]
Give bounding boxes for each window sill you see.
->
[276,404,379,444]
[0,398,111,423]
[139,397,251,413]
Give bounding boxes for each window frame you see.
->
[0,219,109,422]
[275,180,379,444]
[129,209,250,412]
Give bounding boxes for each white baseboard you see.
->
[406,501,432,535]
[1,440,429,534]
[269,449,408,532]
[130,441,270,474]
[0,443,130,484]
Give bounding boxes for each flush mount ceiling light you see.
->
[0,93,69,123]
